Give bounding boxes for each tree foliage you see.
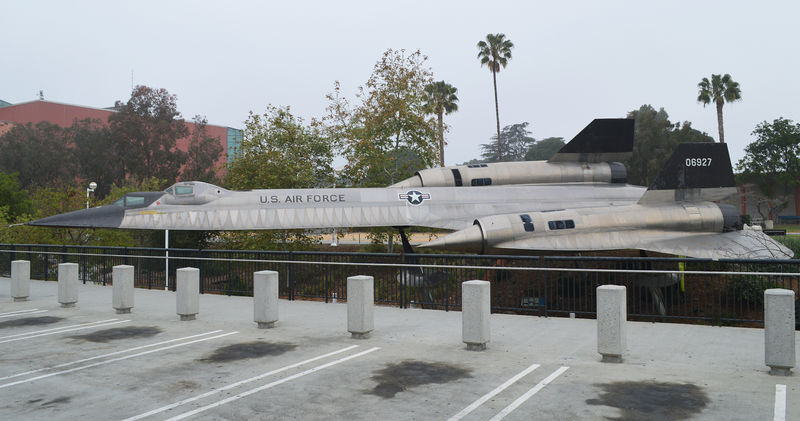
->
[72,118,124,198]
[479,122,535,162]
[328,49,438,186]
[0,172,32,220]
[423,81,459,166]
[0,121,75,189]
[109,85,189,183]
[625,105,714,186]
[737,118,800,218]
[477,33,514,160]
[697,73,742,143]
[525,137,565,161]
[182,115,225,183]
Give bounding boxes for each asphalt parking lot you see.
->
[0,277,797,420]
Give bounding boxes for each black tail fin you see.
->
[638,142,737,204]
[548,118,634,163]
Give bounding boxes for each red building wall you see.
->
[0,100,229,177]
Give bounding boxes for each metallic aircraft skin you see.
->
[28,182,645,231]
[421,143,794,260]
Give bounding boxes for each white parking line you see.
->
[0,330,224,382]
[448,363,541,421]
[489,366,570,421]
[123,344,362,421]
[0,319,129,344]
[0,309,46,318]
[775,384,786,421]
[0,331,238,389]
[164,347,382,421]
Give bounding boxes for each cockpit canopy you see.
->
[112,192,164,209]
[162,181,229,205]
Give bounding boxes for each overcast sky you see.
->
[3,1,798,166]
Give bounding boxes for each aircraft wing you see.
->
[487,229,793,260]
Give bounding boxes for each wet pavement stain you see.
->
[40,397,71,408]
[200,341,297,363]
[367,360,472,398]
[586,381,709,421]
[0,316,63,329]
[70,326,162,343]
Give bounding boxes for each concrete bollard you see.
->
[11,260,30,302]
[112,265,135,314]
[597,285,627,363]
[462,280,491,351]
[347,275,374,339]
[58,263,79,308]
[254,270,279,328]
[765,289,796,376]
[176,267,200,321]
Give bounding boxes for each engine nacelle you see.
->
[390,161,627,188]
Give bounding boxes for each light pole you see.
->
[86,182,97,209]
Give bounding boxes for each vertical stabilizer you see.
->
[548,118,634,163]
[638,142,737,204]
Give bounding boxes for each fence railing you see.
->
[1,243,798,327]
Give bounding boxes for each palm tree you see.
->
[697,74,742,143]
[477,33,514,160]
[423,81,459,166]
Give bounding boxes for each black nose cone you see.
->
[27,205,125,228]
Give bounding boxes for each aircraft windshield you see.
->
[112,193,162,208]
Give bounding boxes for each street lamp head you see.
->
[89,182,97,191]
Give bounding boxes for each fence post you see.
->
[58,262,79,308]
[288,252,295,301]
[112,265,135,314]
[765,289,795,376]
[254,270,279,328]
[11,260,30,302]
[597,285,627,363]
[176,267,200,321]
[347,275,374,339]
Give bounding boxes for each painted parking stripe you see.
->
[0,309,46,318]
[164,347,382,421]
[0,318,120,340]
[774,384,786,421]
[123,344,362,421]
[0,319,129,344]
[0,330,224,382]
[448,363,541,421]
[0,310,47,319]
[489,366,570,421]
[0,331,238,389]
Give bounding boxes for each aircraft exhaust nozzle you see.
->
[419,224,485,253]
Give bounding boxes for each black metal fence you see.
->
[1,243,798,327]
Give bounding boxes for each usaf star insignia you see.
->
[399,190,431,205]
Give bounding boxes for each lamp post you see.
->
[86,182,97,209]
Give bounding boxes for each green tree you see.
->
[737,118,800,219]
[423,81,459,167]
[329,49,438,186]
[479,122,535,162]
[0,172,32,219]
[525,137,565,161]
[0,121,75,189]
[697,73,742,143]
[477,33,514,161]
[109,85,189,182]
[224,105,334,251]
[182,115,225,183]
[625,105,714,186]
[72,118,124,198]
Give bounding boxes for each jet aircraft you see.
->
[28,119,642,232]
[26,120,792,260]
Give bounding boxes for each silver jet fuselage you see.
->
[30,181,645,231]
